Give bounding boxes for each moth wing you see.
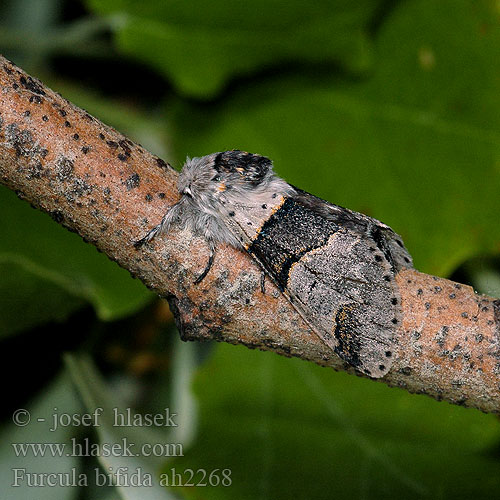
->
[223,190,406,378]
[285,227,399,377]
[287,191,408,377]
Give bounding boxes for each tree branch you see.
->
[0,55,498,414]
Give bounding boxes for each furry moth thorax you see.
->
[149,150,295,250]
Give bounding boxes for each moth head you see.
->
[178,150,274,201]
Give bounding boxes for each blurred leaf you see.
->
[0,186,153,323]
[171,0,500,275]
[0,261,83,339]
[86,0,381,97]
[64,352,182,500]
[458,256,500,299]
[170,343,500,500]
[0,371,82,500]
[471,266,500,298]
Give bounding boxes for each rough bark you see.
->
[0,55,498,414]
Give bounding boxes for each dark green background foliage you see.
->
[0,1,499,499]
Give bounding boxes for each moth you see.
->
[135,150,413,378]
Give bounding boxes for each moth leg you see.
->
[133,220,163,249]
[260,272,266,294]
[194,247,215,284]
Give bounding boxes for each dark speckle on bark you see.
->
[29,95,43,104]
[5,123,46,161]
[19,75,46,95]
[55,156,74,181]
[155,157,171,171]
[435,325,449,347]
[50,210,65,223]
[125,173,140,190]
[25,161,46,179]
[119,139,132,154]
[494,300,500,338]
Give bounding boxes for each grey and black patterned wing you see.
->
[245,190,410,377]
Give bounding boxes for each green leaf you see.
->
[0,261,83,339]
[86,0,380,97]
[171,0,500,276]
[170,343,500,500]
[0,185,153,323]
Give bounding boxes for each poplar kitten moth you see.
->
[135,150,413,378]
